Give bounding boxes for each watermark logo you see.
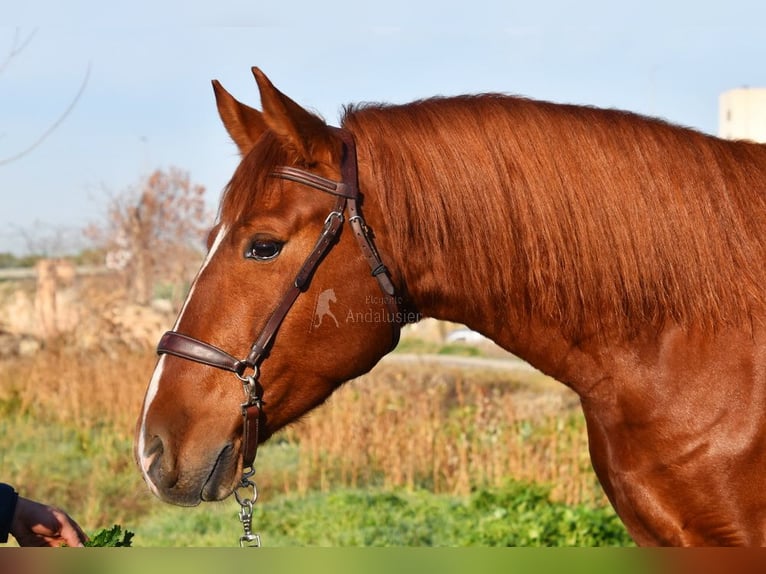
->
[311,289,420,331]
[312,288,340,329]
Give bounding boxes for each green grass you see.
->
[135,482,632,547]
[393,339,484,357]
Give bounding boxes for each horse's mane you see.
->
[342,95,766,336]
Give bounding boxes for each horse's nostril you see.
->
[142,435,173,487]
[143,434,164,462]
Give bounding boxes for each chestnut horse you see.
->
[135,68,766,546]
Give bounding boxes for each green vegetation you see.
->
[393,338,484,357]
[0,248,104,269]
[136,483,631,547]
[0,252,43,268]
[84,525,134,547]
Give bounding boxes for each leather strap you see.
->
[158,331,245,374]
[334,129,398,303]
[243,194,346,368]
[241,403,260,469]
[271,166,353,198]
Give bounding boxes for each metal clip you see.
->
[239,532,261,548]
[237,373,261,407]
[235,472,261,548]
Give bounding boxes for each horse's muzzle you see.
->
[139,435,238,506]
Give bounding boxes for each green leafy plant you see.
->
[84,525,134,547]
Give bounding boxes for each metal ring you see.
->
[236,365,259,383]
[235,479,258,506]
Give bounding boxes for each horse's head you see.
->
[135,68,402,506]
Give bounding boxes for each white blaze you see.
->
[137,224,229,486]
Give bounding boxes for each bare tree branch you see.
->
[0,61,91,166]
[0,28,38,76]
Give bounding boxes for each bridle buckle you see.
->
[236,367,262,408]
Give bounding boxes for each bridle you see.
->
[154,128,403,543]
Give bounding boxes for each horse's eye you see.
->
[245,239,283,261]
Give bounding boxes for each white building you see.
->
[719,88,766,143]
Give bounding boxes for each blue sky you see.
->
[2,1,765,254]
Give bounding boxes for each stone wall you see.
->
[0,259,174,354]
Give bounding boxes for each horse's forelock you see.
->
[218,131,298,224]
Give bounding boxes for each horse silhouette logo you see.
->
[313,288,340,329]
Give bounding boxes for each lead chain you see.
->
[235,472,261,547]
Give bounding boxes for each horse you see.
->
[135,67,766,546]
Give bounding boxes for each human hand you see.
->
[10,497,87,547]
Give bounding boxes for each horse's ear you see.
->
[252,67,335,165]
[212,79,267,156]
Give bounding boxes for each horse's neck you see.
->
[410,254,765,402]
[425,293,615,397]
[387,240,595,393]
[390,226,701,398]
[363,184,594,392]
